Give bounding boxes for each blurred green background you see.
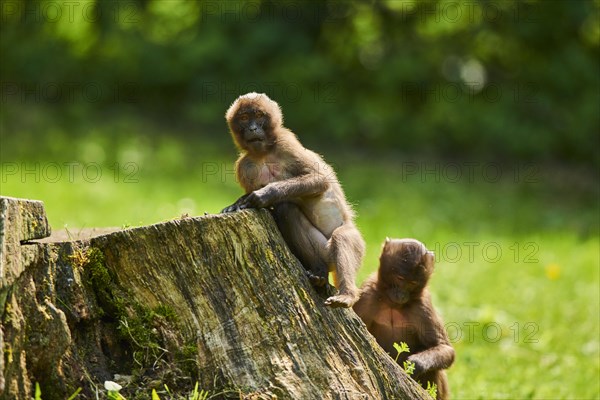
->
[1,0,599,399]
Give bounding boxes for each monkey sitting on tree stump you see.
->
[353,238,455,399]
[221,92,365,308]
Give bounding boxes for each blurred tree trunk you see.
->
[0,196,428,400]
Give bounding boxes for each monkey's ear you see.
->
[423,250,435,265]
[382,237,391,249]
[225,97,240,122]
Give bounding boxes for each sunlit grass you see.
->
[1,119,598,399]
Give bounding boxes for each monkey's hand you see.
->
[306,271,328,287]
[239,186,278,209]
[407,354,427,378]
[221,204,240,213]
[324,293,358,308]
[221,194,250,213]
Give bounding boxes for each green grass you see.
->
[1,114,598,399]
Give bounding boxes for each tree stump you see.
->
[0,196,428,399]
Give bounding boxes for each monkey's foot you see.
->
[324,294,357,308]
[306,271,327,287]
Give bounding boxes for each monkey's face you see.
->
[232,107,272,154]
[378,239,434,305]
[226,93,283,155]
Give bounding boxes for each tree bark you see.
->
[0,196,428,400]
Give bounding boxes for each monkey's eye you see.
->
[255,111,264,118]
[404,280,419,291]
[396,275,417,286]
[239,114,249,121]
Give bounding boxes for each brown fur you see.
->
[222,93,365,307]
[353,238,454,399]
